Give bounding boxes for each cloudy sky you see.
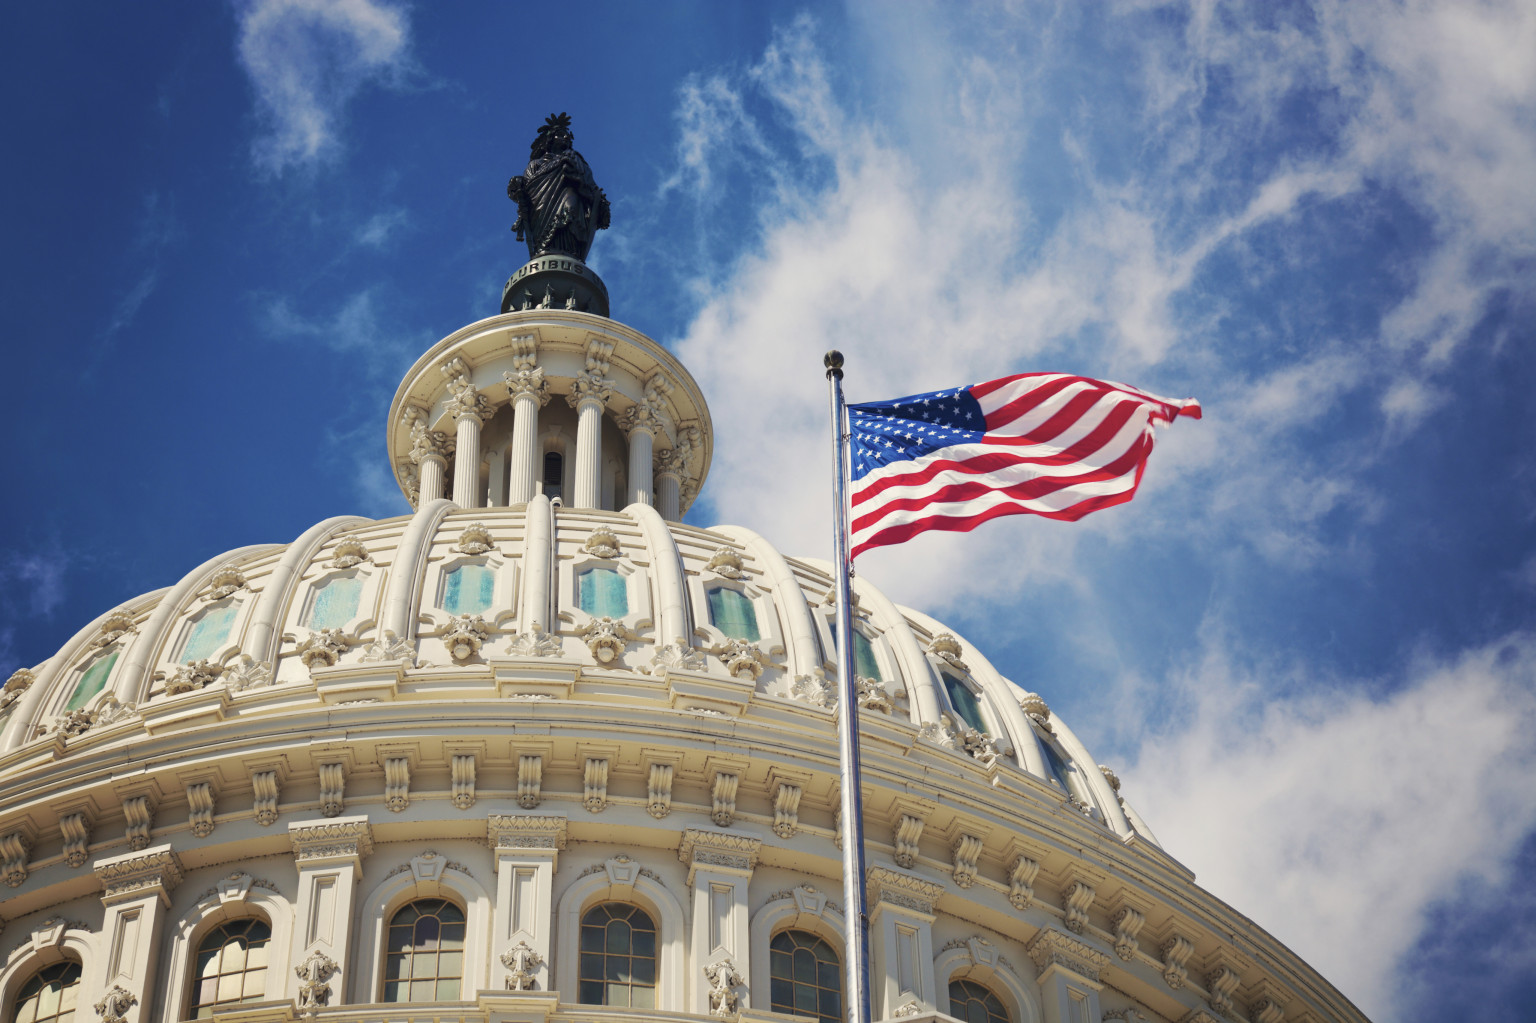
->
[3,1,1533,1018]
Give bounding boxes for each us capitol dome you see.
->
[0,115,1367,1023]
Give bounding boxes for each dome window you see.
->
[769,929,842,1023]
[1040,734,1095,809]
[180,604,239,664]
[543,451,564,500]
[949,979,1010,1023]
[579,568,628,618]
[942,671,988,735]
[189,918,271,1015]
[579,903,657,1008]
[707,587,759,642]
[441,564,495,616]
[304,575,364,631]
[63,649,119,713]
[829,623,882,681]
[383,898,465,1002]
[11,961,82,1023]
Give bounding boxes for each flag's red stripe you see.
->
[850,485,1143,558]
[977,374,1084,428]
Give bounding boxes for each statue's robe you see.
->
[520,148,604,260]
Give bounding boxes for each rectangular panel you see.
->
[307,874,338,947]
[512,867,537,938]
[896,923,918,997]
[709,881,734,955]
[109,907,142,980]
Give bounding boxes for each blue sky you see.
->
[2,2,1533,1019]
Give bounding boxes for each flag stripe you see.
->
[847,373,1196,558]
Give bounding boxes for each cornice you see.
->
[867,865,947,915]
[488,814,568,851]
[677,828,761,880]
[93,844,183,903]
[1026,927,1112,984]
[288,816,373,863]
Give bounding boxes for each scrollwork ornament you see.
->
[508,622,563,658]
[93,985,136,1023]
[713,637,764,680]
[165,659,221,696]
[646,640,706,675]
[583,526,621,559]
[222,655,273,690]
[205,564,247,601]
[295,948,338,1014]
[501,940,544,990]
[92,609,137,648]
[579,616,630,663]
[297,629,349,670]
[455,522,495,555]
[442,615,491,662]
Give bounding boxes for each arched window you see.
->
[543,451,564,501]
[181,604,239,663]
[949,979,1010,1023]
[1040,735,1094,808]
[305,575,363,630]
[942,672,988,734]
[12,961,82,1023]
[579,568,628,618]
[441,564,495,615]
[828,623,882,680]
[63,649,118,713]
[769,930,842,1023]
[189,918,271,1016]
[579,903,657,1008]
[383,899,465,1002]
[706,587,759,642]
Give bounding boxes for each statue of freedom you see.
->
[508,112,611,262]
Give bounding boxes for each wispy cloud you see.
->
[235,0,413,175]
[355,207,409,249]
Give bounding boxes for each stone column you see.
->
[679,829,761,1014]
[566,341,614,510]
[866,866,946,1018]
[487,814,567,991]
[1024,929,1109,1023]
[487,448,505,507]
[621,411,656,508]
[504,340,550,505]
[655,463,682,521]
[404,406,450,505]
[90,845,183,1023]
[287,816,373,1006]
[444,357,492,509]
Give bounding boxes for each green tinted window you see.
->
[181,605,238,663]
[943,672,987,734]
[579,568,629,618]
[442,564,495,615]
[829,624,882,680]
[305,576,363,630]
[707,588,759,642]
[65,650,119,712]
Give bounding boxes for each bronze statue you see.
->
[508,112,610,262]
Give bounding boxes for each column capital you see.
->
[655,422,702,479]
[505,367,551,407]
[1025,927,1111,985]
[566,369,612,411]
[443,356,493,423]
[487,814,568,855]
[94,844,183,906]
[866,865,946,916]
[678,828,761,883]
[288,815,374,867]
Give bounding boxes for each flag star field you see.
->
[2,4,1533,1021]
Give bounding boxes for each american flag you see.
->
[847,373,1201,558]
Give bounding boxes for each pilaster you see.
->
[287,815,373,1005]
[488,814,568,991]
[866,865,946,1018]
[1025,927,1110,1023]
[678,828,761,1013]
[89,844,184,1023]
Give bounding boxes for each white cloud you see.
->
[235,0,412,174]
[1125,632,1536,1020]
[355,207,409,249]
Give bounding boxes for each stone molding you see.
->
[487,814,568,851]
[288,816,373,863]
[867,865,946,915]
[1025,927,1111,983]
[93,844,183,902]
[677,828,761,880]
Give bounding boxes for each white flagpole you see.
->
[825,350,873,1023]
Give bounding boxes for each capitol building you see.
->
[0,117,1367,1023]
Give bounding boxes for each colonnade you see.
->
[404,342,692,519]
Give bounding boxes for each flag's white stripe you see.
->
[967,373,1077,412]
[982,384,1154,441]
[976,378,1102,434]
[852,471,1140,546]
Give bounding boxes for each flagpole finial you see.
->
[824,350,844,380]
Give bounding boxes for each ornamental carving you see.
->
[517,755,543,809]
[318,764,346,817]
[647,763,674,819]
[857,675,893,713]
[892,1002,924,1018]
[92,609,137,648]
[252,770,280,825]
[504,338,551,406]
[398,463,420,503]
[1,831,32,888]
[295,949,338,1014]
[508,623,563,658]
[488,814,568,851]
[223,655,273,690]
[646,641,705,675]
[655,423,702,480]
[205,564,247,600]
[95,846,183,899]
[1063,880,1095,934]
[567,340,615,410]
[289,819,373,861]
[3,669,36,711]
[866,866,946,915]
[1009,855,1040,910]
[619,370,673,436]
[773,783,803,838]
[442,614,491,662]
[166,659,221,695]
[704,546,744,579]
[1208,966,1241,1015]
[790,671,835,708]
[958,726,1004,767]
[329,535,371,569]
[455,522,495,554]
[383,757,411,812]
[50,695,137,741]
[297,629,349,670]
[928,632,967,670]
[951,833,984,888]
[713,638,764,680]
[1160,935,1194,989]
[1019,691,1052,729]
[1111,906,1145,960]
[94,985,137,1023]
[1025,927,1111,983]
[580,616,631,663]
[704,957,745,1017]
[360,629,416,666]
[60,812,91,867]
[451,754,476,809]
[583,525,622,558]
[918,718,960,750]
[678,829,761,874]
[711,772,739,827]
[893,813,925,869]
[187,782,216,837]
[502,940,544,990]
[1249,996,1284,1023]
[583,758,609,813]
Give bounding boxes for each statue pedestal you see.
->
[501,255,610,317]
